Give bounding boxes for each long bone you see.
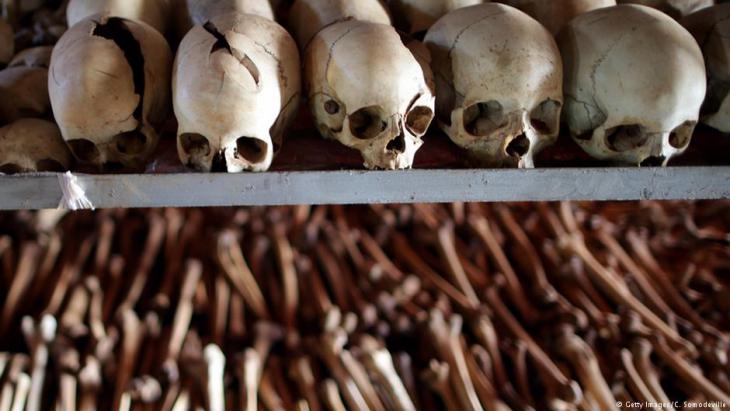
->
[22,315,56,411]
[554,203,694,355]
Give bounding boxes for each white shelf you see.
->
[1,167,728,210]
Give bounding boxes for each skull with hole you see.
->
[0,65,49,125]
[683,4,730,133]
[0,118,72,174]
[389,0,487,36]
[559,5,706,166]
[424,4,563,168]
[8,46,53,68]
[172,0,274,41]
[617,0,713,18]
[173,13,300,173]
[0,17,12,65]
[67,0,171,33]
[49,14,172,172]
[306,21,435,170]
[289,0,391,48]
[499,0,616,35]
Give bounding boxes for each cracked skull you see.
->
[683,4,730,133]
[49,14,172,171]
[0,118,72,174]
[306,20,435,170]
[67,0,171,33]
[559,4,706,166]
[617,0,713,18]
[424,3,563,168]
[173,13,300,173]
[289,0,391,48]
[500,0,616,35]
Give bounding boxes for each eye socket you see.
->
[349,106,387,140]
[463,101,504,136]
[0,163,24,174]
[235,136,268,164]
[324,100,340,115]
[405,106,434,136]
[668,121,695,149]
[605,124,649,152]
[67,139,100,163]
[36,159,65,172]
[530,99,561,135]
[180,133,211,157]
[115,131,147,155]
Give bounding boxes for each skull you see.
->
[617,0,714,18]
[67,0,171,33]
[499,0,616,34]
[424,4,563,168]
[289,0,391,48]
[9,46,53,68]
[0,65,49,125]
[306,20,435,170]
[49,14,172,172]
[0,118,72,174]
[559,4,706,166]
[683,4,730,133]
[173,13,300,173]
[0,17,12,66]
[389,0,487,36]
[173,0,274,41]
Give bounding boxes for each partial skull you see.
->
[174,13,300,172]
[173,0,274,40]
[9,46,53,68]
[306,20,435,169]
[14,6,67,49]
[559,5,706,166]
[390,0,486,35]
[49,15,172,172]
[67,0,171,33]
[617,0,713,18]
[0,65,49,125]
[500,0,616,34]
[0,17,13,65]
[290,0,391,48]
[0,118,72,174]
[683,4,730,133]
[425,4,563,168]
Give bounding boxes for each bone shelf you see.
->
[1,129,729,210]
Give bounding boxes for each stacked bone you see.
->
[0,0,728,175]
[0,202,728,410]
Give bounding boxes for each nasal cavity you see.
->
[67,139,100,163]
[387,134,406,154]
[236,136,268,164]
[506,134,530,158]
[115,131,147,155]
[640,156,666,167]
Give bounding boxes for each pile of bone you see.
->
[0,201,728,410]
[0,0,729,173]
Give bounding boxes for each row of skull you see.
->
[0,0,728,173]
